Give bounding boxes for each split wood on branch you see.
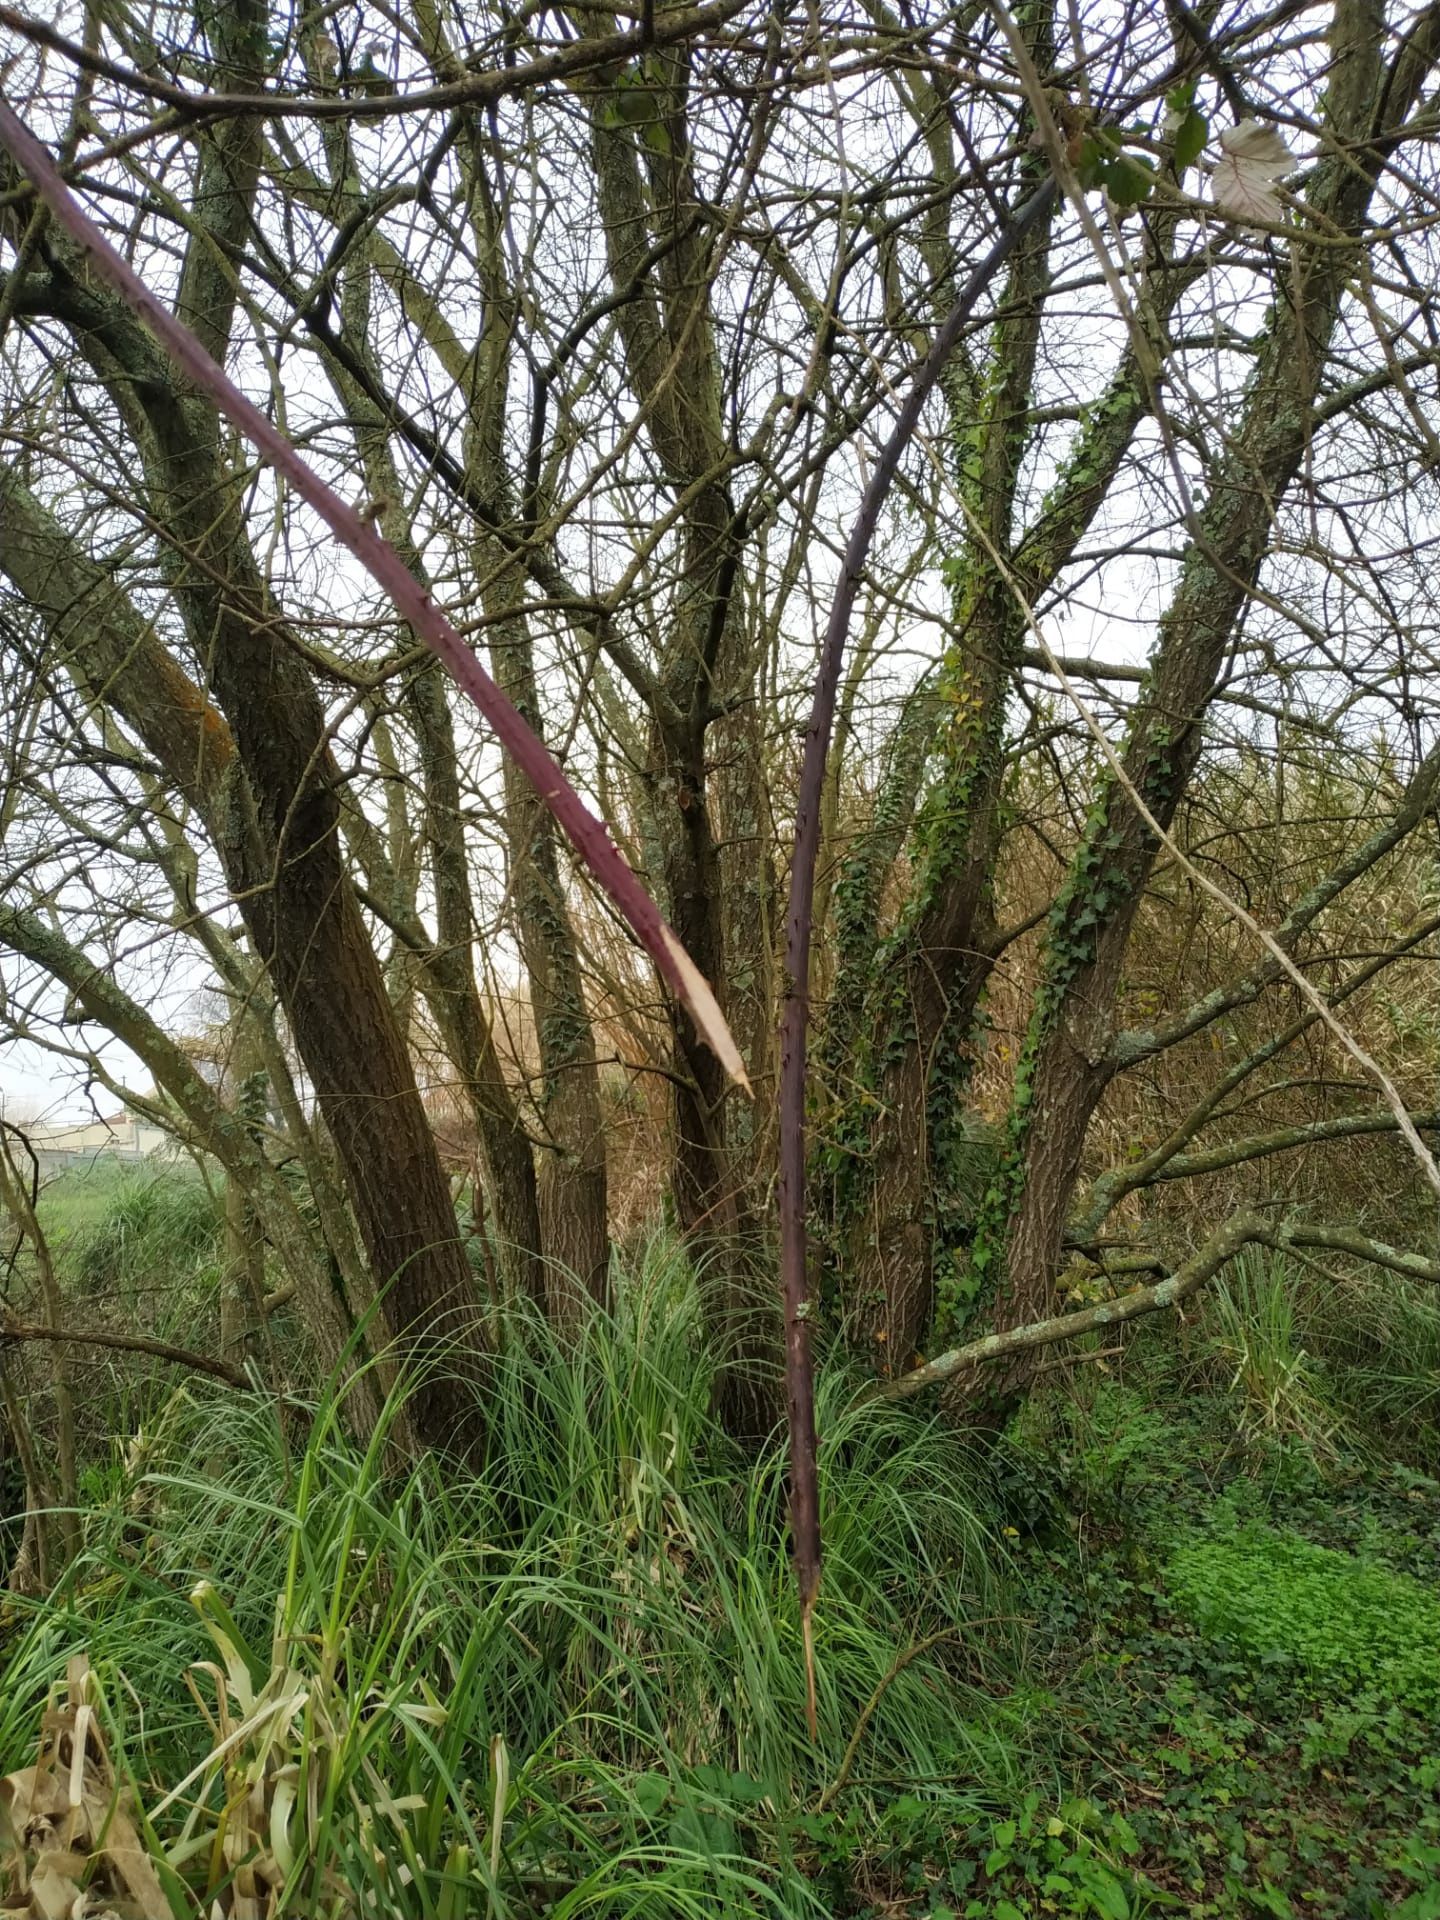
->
[0,95,746,1092]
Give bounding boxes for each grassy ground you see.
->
[34,1157,148,1239]
[2,1190,1438,1917]
[34,1158,218,1277]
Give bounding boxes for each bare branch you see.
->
[0,1316,251,1389]
[879,1211,1440,1403]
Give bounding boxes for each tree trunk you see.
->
[832,33,1058,1362]
[315,84,549,1312]
[7,0,493,1456]
[830,138,1197,1369]
[964,0,1432,1412]
[576,31,779,1430]
[0,429,482,1453]
[458,134,611,1331]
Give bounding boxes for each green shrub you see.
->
[74,1169,221,1301]
[1169,1525,1440,1708]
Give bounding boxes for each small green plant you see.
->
[961,1793,1152,1918]
[1169,1525,1440,1709]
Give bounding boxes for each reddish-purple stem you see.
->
[777,176,1058,1730]
[0,98,747,1089]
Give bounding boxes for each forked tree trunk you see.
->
[578,26,780,1432]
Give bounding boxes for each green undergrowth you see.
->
[0,1235,1028,1917]
[997,1295,1440,1920]
[36,1160,215,1272]
[1169,1526,1440,1712]
[5,1236,1440,1916]
[32,1156,138,1240]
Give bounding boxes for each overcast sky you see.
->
[0,1029,150,1125]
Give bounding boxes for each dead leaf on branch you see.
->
[1212,119,1298,230]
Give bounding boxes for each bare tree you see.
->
[2,0,1440,1474]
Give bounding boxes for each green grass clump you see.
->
[72,1167,221,1298]
[0,1234,1020,1917]
[1203,1250,1343,1460]
[1302,1266,1440,1459]
[1169,1525,1440,1708]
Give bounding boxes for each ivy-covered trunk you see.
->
[951,0,1429,1415]
[824,1,1058,1369]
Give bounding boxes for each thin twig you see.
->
[816,1620,1011,1811]
[776,167,1059,1734]
[0,0,747,125]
